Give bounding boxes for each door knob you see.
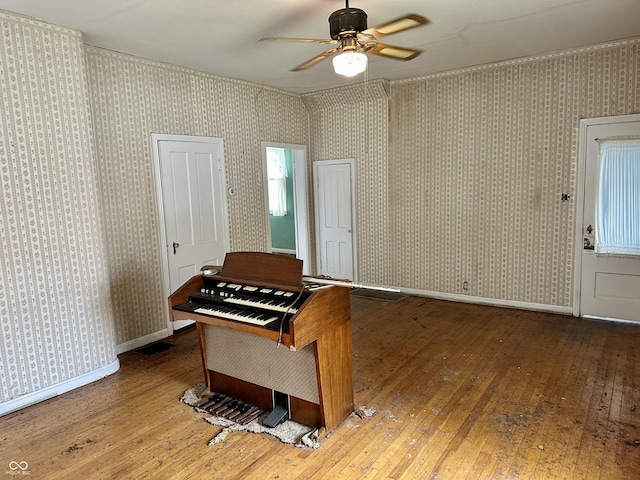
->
[586,225,593,234]
[173,242,180,254]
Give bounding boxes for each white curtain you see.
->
[595,139,640,256]
[266,148,288,216]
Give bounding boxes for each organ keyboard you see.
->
[173,279,309,329]
[168,251,354,430]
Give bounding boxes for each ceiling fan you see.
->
[260,1,430,77]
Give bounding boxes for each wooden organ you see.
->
[168,251,354,430]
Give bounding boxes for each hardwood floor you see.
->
[2,296,639,479]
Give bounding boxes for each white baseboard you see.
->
[582,315,640,325]
[0,358,120,417]
[271,247,296,255]
[115,328,171,355]
[397,287,574,316]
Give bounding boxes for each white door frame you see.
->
[152,133,230,332]
[313,158,358,282]
[573,113,640,318]
[261,142,311,274]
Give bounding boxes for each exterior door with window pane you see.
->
[579,115,640,323]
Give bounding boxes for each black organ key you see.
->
[187,279,309,327]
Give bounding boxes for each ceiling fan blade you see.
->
[291,48,339,71]
[260,37,338,45]
[368,43,423,61]
[362,14,430,39]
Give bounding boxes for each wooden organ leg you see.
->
[196,322,210,388]
[314,320,354,431]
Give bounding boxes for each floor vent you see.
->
[350,288,408,302]
[133,341,175,357]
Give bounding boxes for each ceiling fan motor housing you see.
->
[329,8,368,38]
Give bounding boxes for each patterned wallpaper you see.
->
[303,39,640,309]
[387,40,640,307]
[303,80,391,285]
[84,47,309,347]
[2,6,640,410]
[0,12,117,404]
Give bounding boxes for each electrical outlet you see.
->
[462,281,470,291]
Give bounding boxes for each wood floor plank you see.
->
[503,321,585,478]
[1,296,639,479]
[416,312,533,479]
[536,323,597,479]
[434,316,536,478]
[527,323,587,478]
[370,307,507,478]
[615,336,640,479]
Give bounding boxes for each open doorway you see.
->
[262,142,311,275]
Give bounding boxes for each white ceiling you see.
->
[2,0,640,94]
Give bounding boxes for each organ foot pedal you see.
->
[197,393,264,425]
[263,405,289,428]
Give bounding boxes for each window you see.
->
[595,139,640,256]
[266,147,288,216]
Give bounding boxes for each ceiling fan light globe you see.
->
[332,51,367,77]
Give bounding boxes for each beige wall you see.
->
[85,48,309,348]
[304,39,640,309]
[388,40,639,307]
[303,81,391,285]
[0,12,117,406]
[2,7,639,410]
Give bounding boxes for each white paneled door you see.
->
[579,115,640,323]
[314,159,356,281]
[156,136,229,330]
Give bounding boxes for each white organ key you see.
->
[194,306,278,326]
[222,295,298,313]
